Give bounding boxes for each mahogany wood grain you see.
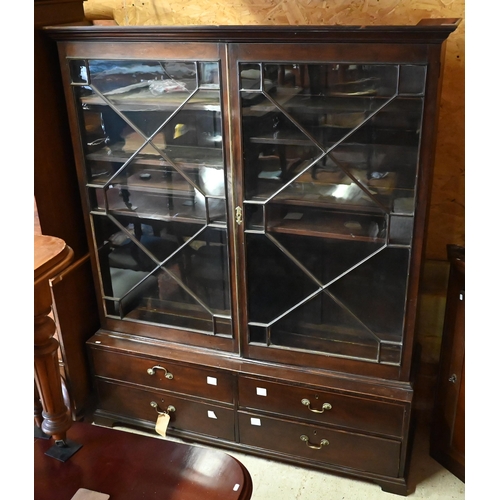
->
[238,411,401,478]
[45,21,460,44]
[87,332,414,402]
[238,376,406,438]
[95,379,236,441]
[49,256,100,419]
[430,245,465,482]
[91,349,235,403]
[34,422,252,500]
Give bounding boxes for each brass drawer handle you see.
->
[147,365,174,380]
[300,435,329,450]
[301,398,332,414]
[150,401,176,415]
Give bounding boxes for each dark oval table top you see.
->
[34,422,252,500]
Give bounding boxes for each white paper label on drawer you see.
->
[250,418,261,426]
[207,376,218,386]
[207,410,218,419]
[256,387,267,396]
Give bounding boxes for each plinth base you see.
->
[45,439,83,462]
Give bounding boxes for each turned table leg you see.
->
[34,381,49,439]
[34,235,81,461]
[34,287,71,442]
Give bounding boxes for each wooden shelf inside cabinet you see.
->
[81,89,221,112]
[270,326,401,364]
[267,209,385,243]
[103,171,196,197]
[244,88,390,116]
[87,144,224,171]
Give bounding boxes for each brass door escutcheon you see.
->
[301,398,332,413]
[235,206,243,225]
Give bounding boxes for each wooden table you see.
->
[34,235,75,453]
[35,422,253,500]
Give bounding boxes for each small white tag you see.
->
[207,376,218,386]
[233,484,240,492]
[256,387,267,396]
[207,410,217,419]
[155,412,170,437]
[71,489,110,500]
[250,418,261,426]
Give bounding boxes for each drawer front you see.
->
[238,411,401,478]
[96,379,235,441]
[91,348,234,403]
[238,377,406,437]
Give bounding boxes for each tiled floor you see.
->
[112,418,465,500]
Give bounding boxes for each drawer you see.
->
[238,377,406,437]
[96,379,235,441]
[238,411,401,478]
[91,347,234,403]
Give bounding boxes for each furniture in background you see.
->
[430,245,465,482]
[35,0,99,420]
[46,20,459,495]
[34,235,81,460]
[35,422,253,500]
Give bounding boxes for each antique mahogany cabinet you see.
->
[47,20,459,495]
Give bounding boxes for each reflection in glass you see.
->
[399,65,426,95]
[271,292,380,361]
[72,57,230,335]
[92,213,231,332]
[246,233,319,324]
[327,247,409,342]
[242,61,420,364]
[269,222,386,284]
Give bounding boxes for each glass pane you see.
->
[389,215,413,246]
[183,227,232,315]
[92,214,232,332]
[199,62,219,87]
[327,97,423,213]
[272,154,383,211]
[76,57,230,336]
[399,65,426,95]
[263,63,399,98]
[242,61,420,365]
[242,100,323,201]
[69,59,88,84]
[262,64,397,148]
[270,292,379,360]
[249,324,267,344]
[327,247,410,343]
[246,233,319,324]
[268,221,386,284]
[260,247,409,359]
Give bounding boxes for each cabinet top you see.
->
[45,18,460,44]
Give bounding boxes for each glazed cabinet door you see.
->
[232,43,428,374]
[59,42,236,350]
